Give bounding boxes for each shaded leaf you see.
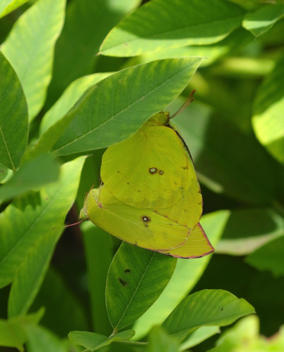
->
[8,228,61,317]
[46,0,140,107]
[68,330,135,351]
[216,208,284,256]
[0,157,85,289]
[0,153,60,202]
[243,4,284,37]
[246,236,284,277]
[100,0,245,57]
[147,326,180,352]
[31,267,88,337]
[133,210,229,339]
[252,53,284,164]
[106,242,177,330]
[1,0,66,120]
[52,57,202,155]
[180,326,220,350]
[82,221,113,335]
[40,73,113,135]
[172,99,283,204]
[0,51,28,171]
[162,290,255,341]
[0,309,43,352]
[25,325,67,352]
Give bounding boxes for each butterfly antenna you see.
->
[170,89,196,119]
[64,220,85,228]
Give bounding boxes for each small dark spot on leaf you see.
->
[117,171,120,173]
[127,182,129,185]
[159,170,164,175]
[125,269,131,274]
[119,278,128,286]
[221,307,223,311]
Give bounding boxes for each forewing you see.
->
[157,153,203,229]
[158,223,214,258]
[101,125,189,209]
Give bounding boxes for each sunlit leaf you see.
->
[52,57,202,155]
[46,0,140,107]
[162,290,255,341]
[1,0,66,120]
[100,0,245,57]
[40,73,113,135]
[0,157,85,289]
[243,4,284,37]
[252,53,284,164]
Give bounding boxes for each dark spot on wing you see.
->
[149,167,157,174]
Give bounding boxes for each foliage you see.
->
[0,0,283,351]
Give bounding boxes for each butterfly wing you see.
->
[101,124,189,209]
[156,153,203,229]
[158,223,214,258]
[84,186,191,252]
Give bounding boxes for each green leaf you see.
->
[0,157,85,289]
[52,57,202,156]
[124,27,253,69]
[31,267,88,336]
[208,315,259,352]
[40,73,113,135]
[0,163,10,182]
[0,310,43,352]
[99,0,245,57]
[172,99,283,204]
[162,290,255,341]
[25,325,67,352]
[246,236,284,277]
[0,153,60,202]
[0,0,29,18]
[0,51,28,171]
[180,326,220,350]
[133,210,230,339]
[46,0,140,107]
[82,222,113,335]
[68,330,135,351]
[8,228,61,317]
[1,0,66,120]
[243,4,284,37]
[252,53,284,164]
[216,208,284,256]
[147,326,180,352]
[106,242,177,330]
